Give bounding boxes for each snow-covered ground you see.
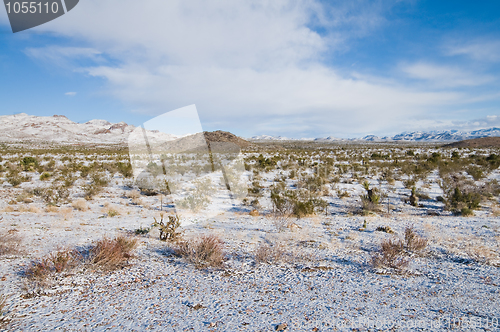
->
[1,145,499,331]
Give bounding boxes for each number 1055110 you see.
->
[5,2,59,14]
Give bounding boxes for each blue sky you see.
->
[1,0,500,138]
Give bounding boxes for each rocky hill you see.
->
[443,137,500,148]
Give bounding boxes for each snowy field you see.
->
[0,142,499,331]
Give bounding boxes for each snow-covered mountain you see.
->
[0,113,178,145]
[2,113,500,145]
[249,128,500,142]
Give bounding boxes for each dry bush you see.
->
[174,234,225,268]
[25,249,80,280]
[131,197,143,206]
[249,209,259,217]
[404,226,428,252]
[126,190,140,199]
[89,237,137,270]
[71,198,88,211]
[371,238,409,271]
[101,205,121,217]
[466,243,499,266]
[371,226,428,271]
[0,294,9,328]
[3,206,16,213]
[272,215,292,232]
[254,242,287,264]
[45,205,59,213]
[59,207,73,219]
[0,231,22,256]
[28,205,42,214]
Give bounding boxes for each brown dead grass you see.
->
[101,205,121,217]
[174,234,225,268]
[254,242,287,264]
[59,207,73,219]
[371,226,428,271]
[2,206,16,213]
[249,209,259,217]
[0,294,8,328]
[89,237,137,270]
[466,243,499,266]
[45,206,59,213]
[404,225,428,252]
[371,238,409,271]
[0,231,22,256]
[71,198,88,211]
[126,190,141,199]
[25,249,81,281]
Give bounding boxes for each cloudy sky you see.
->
[1,0,500,138]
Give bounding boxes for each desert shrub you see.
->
[177,193,210,212]
[83,172,109,200]
[375,226,394,234]
[6,171,30,187]
[466,243,499,266]
[467,166,484,181]
[135,226,150,235]
[248,180,263,197]
[439,173,482,214]
[271,184,326,218]
[39,172,51,181]
[90,171,109,187]
[71,198,88,211]
[117,162,133,178]
[270,187,294,216]
[254,242,287,264]
[449,187,481,213]
[371,226,427,271]
[360,182,381,213]
[461,207,474,217]
[101,204,120,217]
[404,226,427,252]
[153,214,181,241]
[336,189,350,198]
[0,294,9,328]
[371,238,409,271]
[89,237,137,270]
[41,185,70,205]
[20,156,38,171]
[174,234,225,268]
[25,249,80,280]
[135,174,159,196]
[272,216,291,232]
[0,231,22,256]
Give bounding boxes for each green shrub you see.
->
[461,207,474,217]
[20,156,38,171]
[39,172,51,181]
[117,162,133,178]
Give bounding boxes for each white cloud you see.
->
[401,62,495,88]
[16,0,500,137]
[446,40,500,62]
[25,46,103,69]
[65,92,77,96]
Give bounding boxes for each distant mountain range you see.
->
[0,113,178,145]
[250,128,500,142]
[1,113,499,145]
